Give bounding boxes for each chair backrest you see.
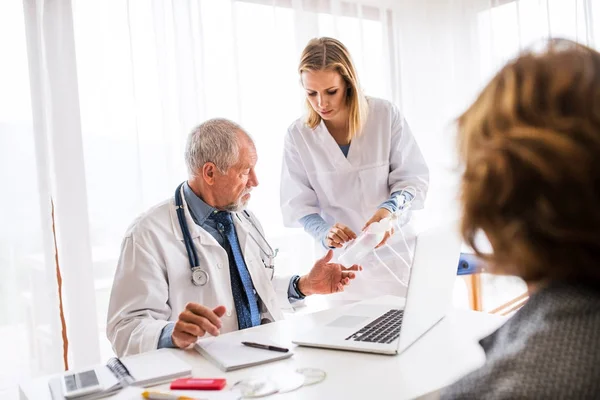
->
[489,292,529,316]
[456,252,485,275]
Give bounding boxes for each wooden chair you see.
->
[456,252,528,314]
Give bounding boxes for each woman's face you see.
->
[301,69,348,121]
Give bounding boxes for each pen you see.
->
[141,390,203,400]
[241,341,289,353]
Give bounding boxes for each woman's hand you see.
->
[362,208,394,248]
[325,223,357,248]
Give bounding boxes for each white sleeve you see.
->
[280,130,321,227]
[272,275,305,309]
[388,105,430,210]
[106,234,171,357]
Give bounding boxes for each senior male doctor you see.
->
[107,118,360,357]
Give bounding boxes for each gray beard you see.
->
[223,199,248,212]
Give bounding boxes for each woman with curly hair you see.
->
[443,39,600,398]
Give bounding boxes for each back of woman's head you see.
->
[458,39,600,284]
[298,37,368,137]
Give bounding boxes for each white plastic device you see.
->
[62,369,103,399]
[338,216,394,266]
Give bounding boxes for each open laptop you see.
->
[292,223,461,355]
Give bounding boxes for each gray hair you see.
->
[185,118,250,177]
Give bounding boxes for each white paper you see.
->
[194,333,293,371]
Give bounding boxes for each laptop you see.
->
[292,223,461,355]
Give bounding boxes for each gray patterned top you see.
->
[441,281,600,399]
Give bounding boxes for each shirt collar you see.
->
[183,181,218,226]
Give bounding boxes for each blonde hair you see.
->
[458,39,600,284]
[298,37,368,138]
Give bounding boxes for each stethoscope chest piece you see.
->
[191,267,209,286]
[175,182,275,287]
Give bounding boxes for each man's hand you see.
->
[298,250,362,295]
[172,303,227,349]
[325,222,357,248]
[362,208,394,249]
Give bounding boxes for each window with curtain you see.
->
[478,0,597,83]
[0,1,65,397]
[3,1,599,397]
[394,0,600,313]
[70,0,395,364]
[1,2,399,396]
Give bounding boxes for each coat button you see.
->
[226,310,232,317]
[217,263,222,269]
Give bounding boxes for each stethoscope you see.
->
[175,182,277,286]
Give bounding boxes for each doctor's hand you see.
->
[325,223,357,248]
[298,250,362,295]
[172,303,227,349]
[363,208,394,249]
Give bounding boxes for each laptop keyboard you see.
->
[345,309,403,344]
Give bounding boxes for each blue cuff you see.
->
[378,191,414,213]
[288,275,306,302]
[299,213,332,249]
[158,322,176,349]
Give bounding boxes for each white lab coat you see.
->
[280,97,429,301]
[107,189,291,357]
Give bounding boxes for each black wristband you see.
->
[293,275,306,298]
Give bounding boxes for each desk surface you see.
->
[20,301,505,400]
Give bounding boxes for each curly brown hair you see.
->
[458,39,600,284]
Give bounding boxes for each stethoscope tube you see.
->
[239,210,276,259]
[175,182,199,269]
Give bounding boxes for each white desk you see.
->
[19,303,505,400]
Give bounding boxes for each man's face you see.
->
[213,135,258,212]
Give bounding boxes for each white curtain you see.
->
[68,0,396,365]
[1,0,598,396]
[395,0,598,227]
[394,0,599,310]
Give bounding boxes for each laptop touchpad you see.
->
[326,315,369,328]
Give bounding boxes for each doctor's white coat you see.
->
[107,191,291,357]
[280,97,429,300]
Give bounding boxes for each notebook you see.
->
[48,349,192,400]
[194,333,293,371]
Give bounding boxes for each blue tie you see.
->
[212,211,261,329]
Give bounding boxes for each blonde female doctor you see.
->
[280,37,429,301]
